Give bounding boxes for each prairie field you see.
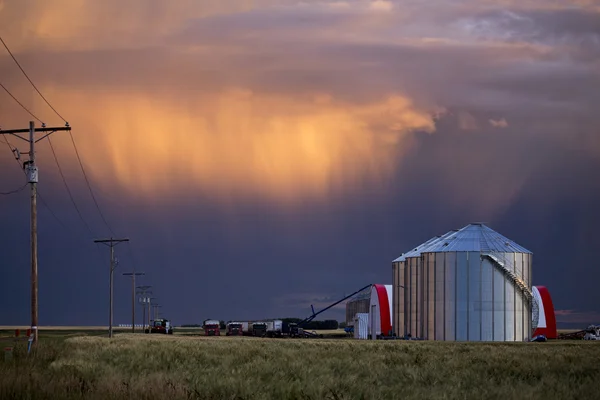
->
[1,330,599,400]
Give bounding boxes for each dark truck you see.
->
[252,322,267,337]
[226,322,243,336]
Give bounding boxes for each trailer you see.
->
[266,320,283,337]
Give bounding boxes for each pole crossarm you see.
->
[1,126,72,143]
[0,126,72,134]
[94,238,129,245]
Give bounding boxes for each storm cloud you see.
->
[1,0,599,326]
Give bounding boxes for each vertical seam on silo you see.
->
[455,252,458,341]
[422,256,425,339]
[522,254,525,341]
[480,254,483,341]
[423,257,426,339]
[443,252,446,341]
[513,253,516,342]
[410,260,412,337]
[492,258,495,341]
[432,254,436,340]
[407,262,409,337]
[466,252,470,341]
[502,260,508,342]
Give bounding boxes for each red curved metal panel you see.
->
[533,285,557,339]
[374,284,392,336]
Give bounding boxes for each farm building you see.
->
[392,223,533,341]
[369,284,393,336]
[346,284,393,338]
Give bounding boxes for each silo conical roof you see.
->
[428,223,532,253]
[393,230,455,262]
[393,223,531,261]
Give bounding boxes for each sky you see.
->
[0,0,599,329]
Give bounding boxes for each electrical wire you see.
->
[0,181,27,195]
[68,131,116,237]
[0,35,66,123]
[47,137,95,237]
[0,82,43,123]
[0,34,116,237]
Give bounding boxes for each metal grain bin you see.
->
[346,287,371,326]
[393,223,533,341]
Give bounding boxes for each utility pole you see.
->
[153,304,162,320]
[123,272,144,333]
[137,285,152,332]
[94,238,129,338]
[0,121,72,344]
[148,297,156,330]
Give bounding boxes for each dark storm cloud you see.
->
[1,0,599,327]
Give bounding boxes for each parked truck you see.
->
[226,322,243,336]
[203,319,220,336]
[252,322,267,337]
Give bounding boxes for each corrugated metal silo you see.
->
[392,223,533,341]
[345,287,371,327]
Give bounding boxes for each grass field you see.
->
[1,329,599,400]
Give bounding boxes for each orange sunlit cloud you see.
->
[1,0,596,209]
[38,87,437,202]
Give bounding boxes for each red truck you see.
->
[226,322,243,336]
[203,319,220,336]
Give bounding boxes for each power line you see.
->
[0,82,43,123]
[0,181,27,195]
[0,35,116,237]
[47,137,95,237]
[68,131,115,236]
[0,35,66,122]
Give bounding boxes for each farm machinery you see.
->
[279,283,372,339]
[146,318,174,334]
[557,325,600,340]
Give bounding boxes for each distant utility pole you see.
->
[123,271,145,333]
[153,304,162,320]
[94,238,129,338]
[137,285,152,331]
[0,121,71,344]
[148,297,156,329]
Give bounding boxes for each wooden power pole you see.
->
[94,238,129,338]
[136,285,152,332]
[0,121,72,344]
[123,271,144,333]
